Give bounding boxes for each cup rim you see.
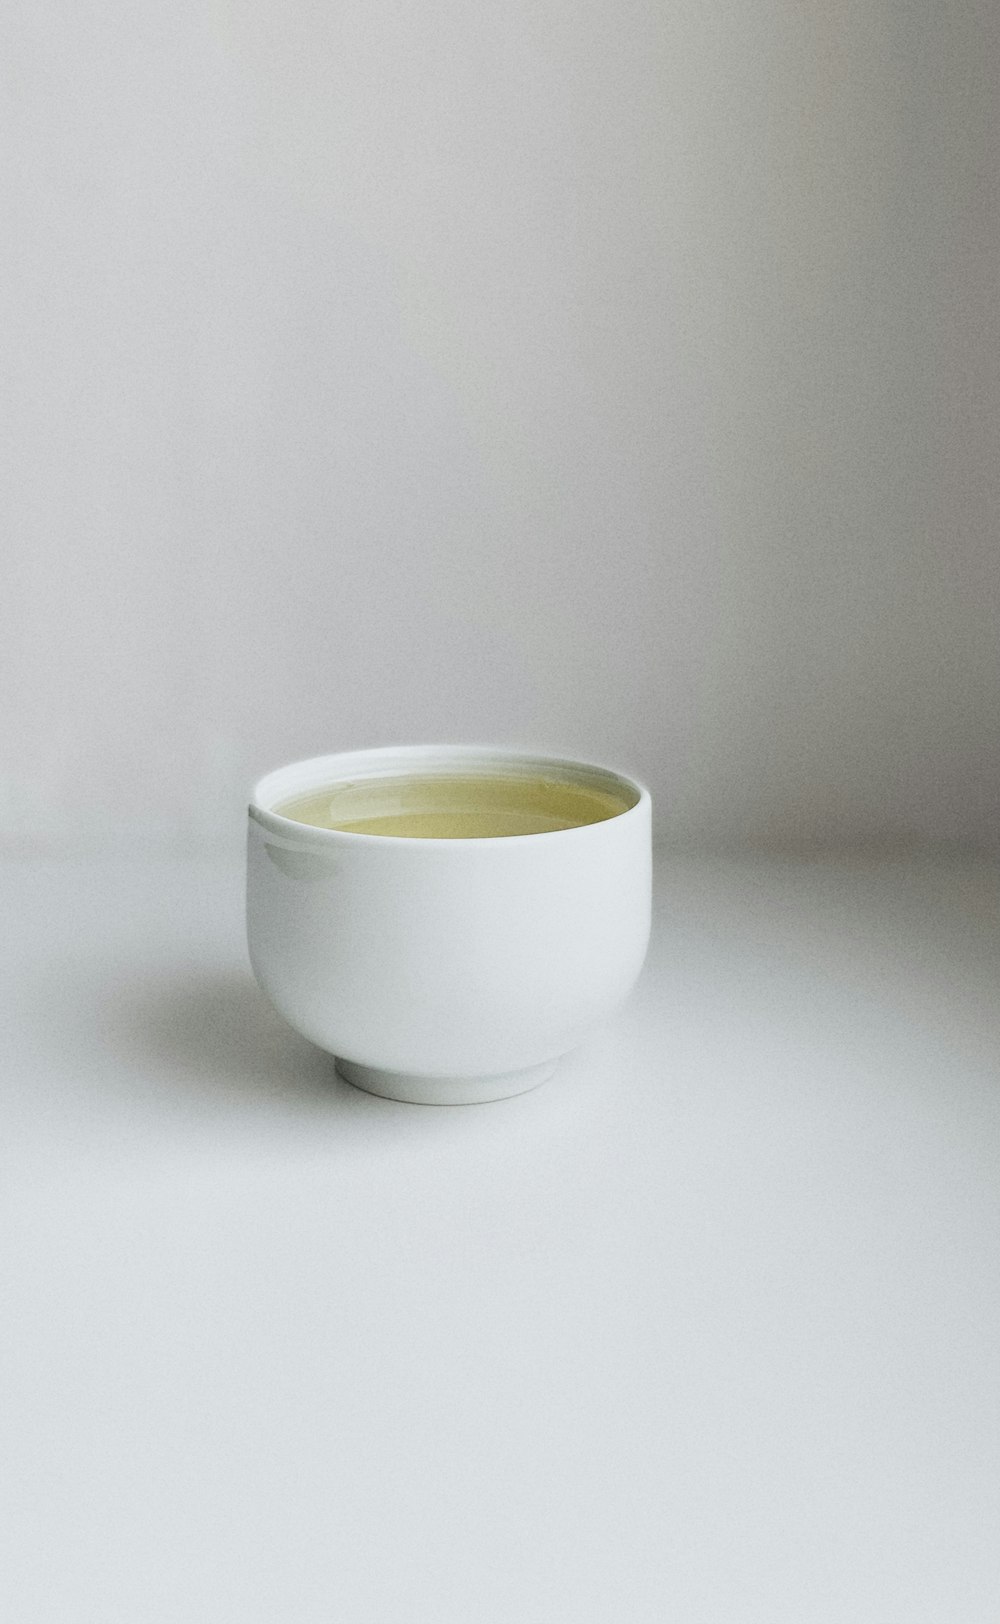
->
[249,744,650,849]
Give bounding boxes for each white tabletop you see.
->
[3,852,999,1623]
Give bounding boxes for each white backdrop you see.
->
[4,0,998,855]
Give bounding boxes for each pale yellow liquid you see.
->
[275,772,632,839]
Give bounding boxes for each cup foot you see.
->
[334,1056,557,1106]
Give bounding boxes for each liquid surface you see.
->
[274,772,632,839]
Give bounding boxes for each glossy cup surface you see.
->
[246,745,652,1103]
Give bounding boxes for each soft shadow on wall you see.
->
[2,0,998,857]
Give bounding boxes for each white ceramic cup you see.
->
[247,745,652,1104]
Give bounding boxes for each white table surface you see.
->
[2,852,999,1623]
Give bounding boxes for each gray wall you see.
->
[4,0,998,853]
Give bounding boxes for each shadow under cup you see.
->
[247,746,652,1104]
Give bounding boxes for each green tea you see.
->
[275,772,632,839]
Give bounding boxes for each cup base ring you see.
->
[334,1056,557,1106]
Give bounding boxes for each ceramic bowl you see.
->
[247,745,651,1104]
